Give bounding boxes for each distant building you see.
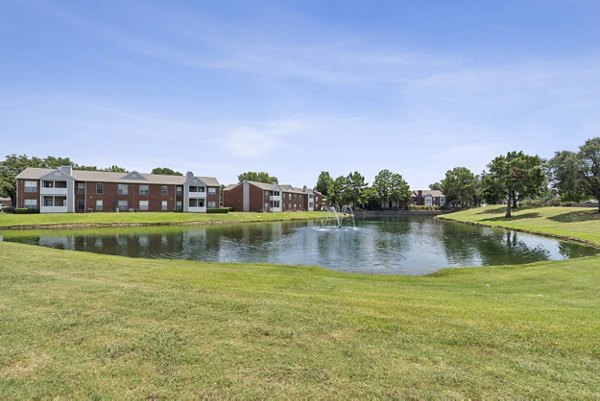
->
[223,181,323,212]
[412,190,446,207]
[0,197,12,208]
[16,166,220,213]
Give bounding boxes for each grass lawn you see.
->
[438,206,600,247]
[0,211,330,229]
[1,206,599,399]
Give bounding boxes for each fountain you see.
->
[323,205,355,229]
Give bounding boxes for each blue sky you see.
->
[2,0,600,188]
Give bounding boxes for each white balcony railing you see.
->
[40,206,68,213]
[41,187,68,196]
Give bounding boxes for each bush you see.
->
[408,205,440,211]
[207,207,230,214]
[15,208,40,214]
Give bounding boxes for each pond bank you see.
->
[438,206,600,248]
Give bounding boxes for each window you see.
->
[270,200,280,208]
[139,185,149,196]
[24,181,37,193]
[117,200,128,211]
[96,183,104,194]
[208,201,216,208]
[24,199,37,209]
[118,184,128,195]
[161,200,168,211]
[139,200,149,211]
[77,183,85,195]
[289,193,292,199]
[189,186,205,193]
[161,186,168,196]
[189,199,205,208]
[176,201,182,211]
[176,186,183,194]
[96,200,103,211]
[43,181,54,188]
[272,191,280,197]
[78,200,84,211]
[55,181,67,188]
[208,187,216,196]
[55,197,66,207]
[44,197,53,207]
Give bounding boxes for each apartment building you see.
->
[223,181,323,212]
[15,166,220,213]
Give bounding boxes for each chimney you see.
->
[186,171,194,178]
[59,165,72,176]
[303,185,307,192]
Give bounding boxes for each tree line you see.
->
[431,137,600,216]
[1,137,599,216]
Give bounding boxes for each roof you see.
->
[223,181,313,194]
[16,167,220,186]
[412,189,444,197]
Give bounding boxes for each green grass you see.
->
[439,206,600,247]
[0,211,330,229]
[1,206,600,399]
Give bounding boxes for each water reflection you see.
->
[3,216,597,275]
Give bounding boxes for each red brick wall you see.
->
[223,185,244,211]
[83,182,178,212]
[16,179,41,208]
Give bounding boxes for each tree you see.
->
[345,171,368,208]
[152,167,183,176]
[327,176,348,208]
[579,137,600,213]
[440,167,477,209]
[429,182,442,191]
[314,171,333,197]
[547,151,586,202]
[238,171,278,184]
[103,165,127,173]
[373,169,411,209]
[484,151,546,218]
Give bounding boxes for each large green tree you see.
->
[484,151,546,218]
[314,171,333,197]
[238,171,278,184]
[345,171,368,208]
[327,175,349,208]
[373,169,411,209]
[547,151,587,203]
[579,137,600,212]
[441,167,478,208]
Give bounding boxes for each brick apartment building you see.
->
[16,166,221,213]
[223,181,323,212]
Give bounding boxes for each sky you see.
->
[2,0,600,188]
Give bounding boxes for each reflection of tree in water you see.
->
[442,224,551,266]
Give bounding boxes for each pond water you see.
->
[2,216,597,275]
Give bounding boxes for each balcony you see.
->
[188,190,207,198]
[41,187,68,196]
[40,205,68,213]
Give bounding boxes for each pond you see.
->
[2,216,597,275]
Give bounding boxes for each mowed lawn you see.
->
[438,206,600,246]
[0,211,330,229]
[1,238,600,399]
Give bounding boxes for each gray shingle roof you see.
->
[16,167,220,186]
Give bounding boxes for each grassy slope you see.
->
[1,240,600,399]
[438,206,600,247]
[0,211,330,229]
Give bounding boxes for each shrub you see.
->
[15,208,40,214]
[207,207,230,214]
